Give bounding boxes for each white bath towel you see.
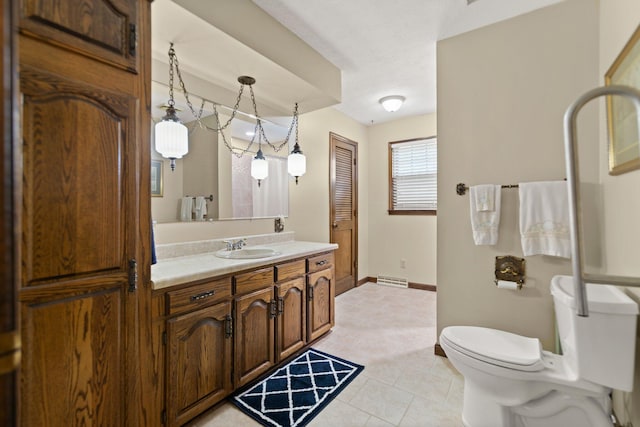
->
[194,196,207,221]
[469,184,501,245]
[519,181,571,258]
[180,197,193,222]
[473,184,496,211]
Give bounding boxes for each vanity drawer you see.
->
[166,277,231,315]
[307,252,334,273]
[233,267,274,295]
[275,259,306,283]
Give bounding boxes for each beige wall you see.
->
[366,114,438,285]
[436,0,599,350]
[286,107,370,281]
[154,107,371,281]
[599,0,640,424]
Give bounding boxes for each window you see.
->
[388,137,437,215]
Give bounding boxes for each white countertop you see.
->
[151,240,338,290]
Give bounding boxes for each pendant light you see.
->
[287,103,306,184]
[155,43,188,171]
[251,133,269,187]
[157,43,308,182]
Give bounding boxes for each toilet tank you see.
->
[551,275,639,392]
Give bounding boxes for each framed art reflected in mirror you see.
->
[151,159,163,197]
[605,24,640,175]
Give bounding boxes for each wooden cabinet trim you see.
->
[275,259,306,283]
[307,252,335,274]
[233,267,274,296]
[19,0,139,73]
[166,277,231,316]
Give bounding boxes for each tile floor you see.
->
[188,283,464,427]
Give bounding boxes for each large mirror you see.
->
[151,80,290,223]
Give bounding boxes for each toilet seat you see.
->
[441,326,544,372]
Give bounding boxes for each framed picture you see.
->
[151,159,163,197]
[605,24,640,175]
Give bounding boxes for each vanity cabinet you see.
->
[156,250,335,425]
[275,260,307,362]
[307,253,336,342]
[165,278,233,427]
[166,302,233,427]
[233,267,276,388]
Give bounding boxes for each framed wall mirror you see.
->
[151,80,291,223]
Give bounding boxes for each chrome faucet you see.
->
[224,238,247,251]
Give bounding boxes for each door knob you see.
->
[332,222,338,228]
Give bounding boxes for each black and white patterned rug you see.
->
[233,348,364,427]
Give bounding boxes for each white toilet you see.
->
[440,275,639,427]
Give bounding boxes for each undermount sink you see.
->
[214,247,281,260]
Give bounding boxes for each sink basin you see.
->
[214,247,281,260]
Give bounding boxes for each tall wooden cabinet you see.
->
[15,1,151,425]
[1,1,18,426]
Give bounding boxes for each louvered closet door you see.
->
[330,133,358,295]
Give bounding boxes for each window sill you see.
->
[388,210,437,216]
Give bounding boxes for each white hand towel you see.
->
[469,184,501,245]
[194,196,207,221]
[519,181,571,258]
[473,184,495,211]
[180,197,193,222]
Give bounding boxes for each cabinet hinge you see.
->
[354,209,357,217]
[128,259,137,292]
[161,409,167,425]
[128,23,137,56]
[307,285,314,301]
[269,300,277,318]
[277,297,284,315]
[224,315,233,338]
[353,158,356,166]
[162,331,167,346]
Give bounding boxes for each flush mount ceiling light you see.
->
[155,42,306,184]
[379,95,405,112]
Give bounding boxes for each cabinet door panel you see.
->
[19,0,138,71]
[276,278,306,361]
[21,288,124,426]
[234,287,274,388]
[167,301,233,427]
[307,268,335,342]
[20,65,135,285]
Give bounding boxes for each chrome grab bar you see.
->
[563,85,640,317]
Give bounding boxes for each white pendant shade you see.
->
[288,152,306,178]
[251,156,269,181]
[155,119,188,159]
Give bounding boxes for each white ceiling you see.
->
[153,0,563,126]
[251,0,563,125]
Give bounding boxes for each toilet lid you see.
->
[441,326,544,372]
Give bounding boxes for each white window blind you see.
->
[391,137,437,211]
